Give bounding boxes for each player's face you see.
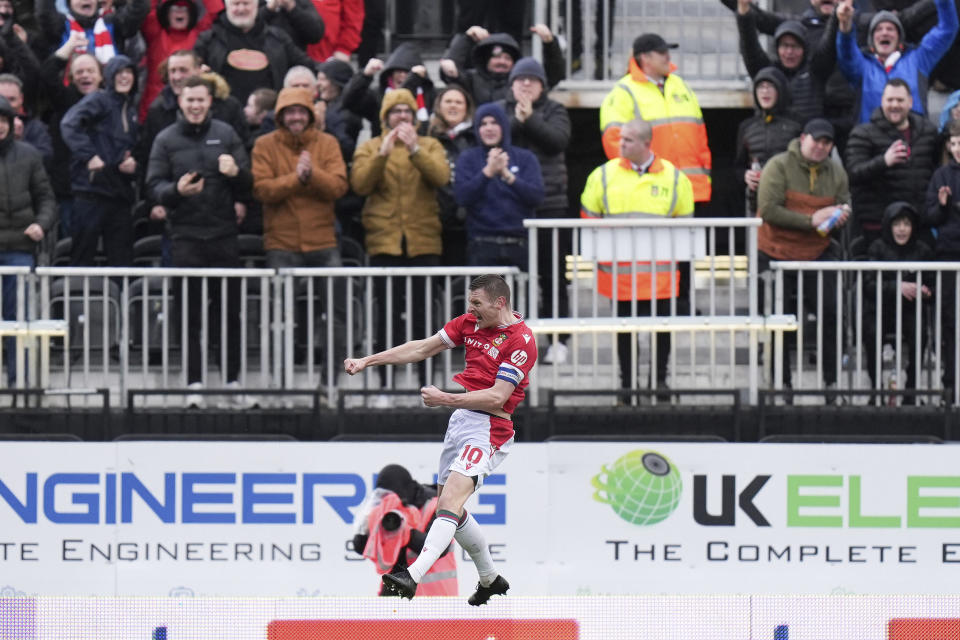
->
[468,289,503,328]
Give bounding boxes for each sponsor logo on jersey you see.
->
[465,337,490,349]
[488,346,500,359]
[510,350,528,366]
[522,333,531,344]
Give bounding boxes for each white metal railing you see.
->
[768,261,960,406]
[275,267,524,406]
[0,266,524,409]
[10,250,959,408]
[534,0,747,83]
[524,218,778,404]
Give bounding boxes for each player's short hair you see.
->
[469,274,511,306]
[949,118,960,138]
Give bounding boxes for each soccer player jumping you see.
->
[344,274,537,604]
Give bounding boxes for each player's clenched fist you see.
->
[420,385,446,407]
[343,357,366,375]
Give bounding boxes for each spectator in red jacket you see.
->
[306,0,363,62]
[139,0,223,121]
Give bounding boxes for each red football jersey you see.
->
[438,312,538,415]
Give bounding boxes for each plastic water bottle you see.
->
[816,205,848,236]
[746,159,761,217]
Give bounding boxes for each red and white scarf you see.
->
[67,14,116,64]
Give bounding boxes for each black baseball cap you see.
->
[633,33,679,55]
[802,118,835,141]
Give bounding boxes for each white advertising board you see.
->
[5,595,960,640]
[1,442,960,596]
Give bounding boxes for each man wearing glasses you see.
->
[350,89,450,394]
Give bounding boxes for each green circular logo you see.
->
[591,450,682,525]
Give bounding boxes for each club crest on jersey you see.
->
[493,333,507,346]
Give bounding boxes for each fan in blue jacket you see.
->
[836,0,958,124]
[453,101,543,270]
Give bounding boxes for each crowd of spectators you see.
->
[723,0,960,401]
[4,0,960,398]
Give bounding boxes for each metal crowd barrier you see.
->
[767,261,960,406]
[524,217,792,405]
[0,266,523,409]
[10,247,958,409]
[534,0,747,84]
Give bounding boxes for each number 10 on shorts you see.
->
[460,445,484,470]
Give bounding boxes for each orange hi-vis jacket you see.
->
[581,156,695,301]
[362,491,421,575]
[600,57,712,203]
[408,497,458,596]
[361,492,458,596]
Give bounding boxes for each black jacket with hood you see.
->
[495,82,570,213]
[0,96,56,253]
[340,43,435,137]
[737,14,831,125]
[146,110,252,241]
[0,31,41,109]
[734,66,803,214]
[59,54,139,201]
[441,32,565,105]
[865,201,934,298]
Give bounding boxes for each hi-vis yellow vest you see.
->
[581,156,695,301]
[600,58,712,203]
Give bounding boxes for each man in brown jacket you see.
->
[252,87,349,371]
[252,87,348,268]
[350,88,450,391]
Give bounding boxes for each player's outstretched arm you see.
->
[421,379,514,414]
[344,334,448,375]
